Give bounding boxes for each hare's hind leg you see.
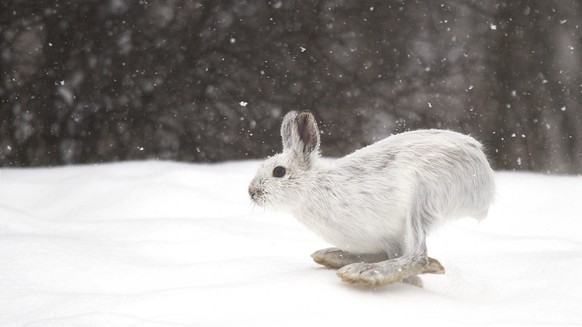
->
[336,256,444,286]
[312,248,432,287]
[311,248,388,269]
[337,205,444,286]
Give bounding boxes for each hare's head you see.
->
[248,111,321,210]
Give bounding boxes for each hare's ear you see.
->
[280,111,320,159]
[281,111,298,150]
[291,111,320,159]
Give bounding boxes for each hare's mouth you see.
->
[248,187,267,207]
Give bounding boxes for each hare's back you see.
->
[383,129,482,152]
[343,129,495,218]
[344,129,485,165]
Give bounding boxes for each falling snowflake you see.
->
[239,101,248,107]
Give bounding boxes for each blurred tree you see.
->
[487,0,582,172]
[0,0,581,173]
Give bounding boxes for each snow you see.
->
[1,161,581,326]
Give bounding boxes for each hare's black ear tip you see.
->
[296,111,315,122]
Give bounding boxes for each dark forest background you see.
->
[1,0,581,173]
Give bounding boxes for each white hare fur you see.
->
[249,111,495,286]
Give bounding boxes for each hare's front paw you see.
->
[311,248,389,269]
[311,248,347,269]
[337,262,399,286]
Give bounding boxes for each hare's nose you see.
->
[248,185,257,199]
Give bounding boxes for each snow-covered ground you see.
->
[1,161,581,326]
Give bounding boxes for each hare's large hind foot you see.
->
[311,247,389,269]
[424,257,445,274]
[336,257,445,287]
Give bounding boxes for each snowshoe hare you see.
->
[248,111,495,287]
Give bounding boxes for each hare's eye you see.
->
[272,166,286,178]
